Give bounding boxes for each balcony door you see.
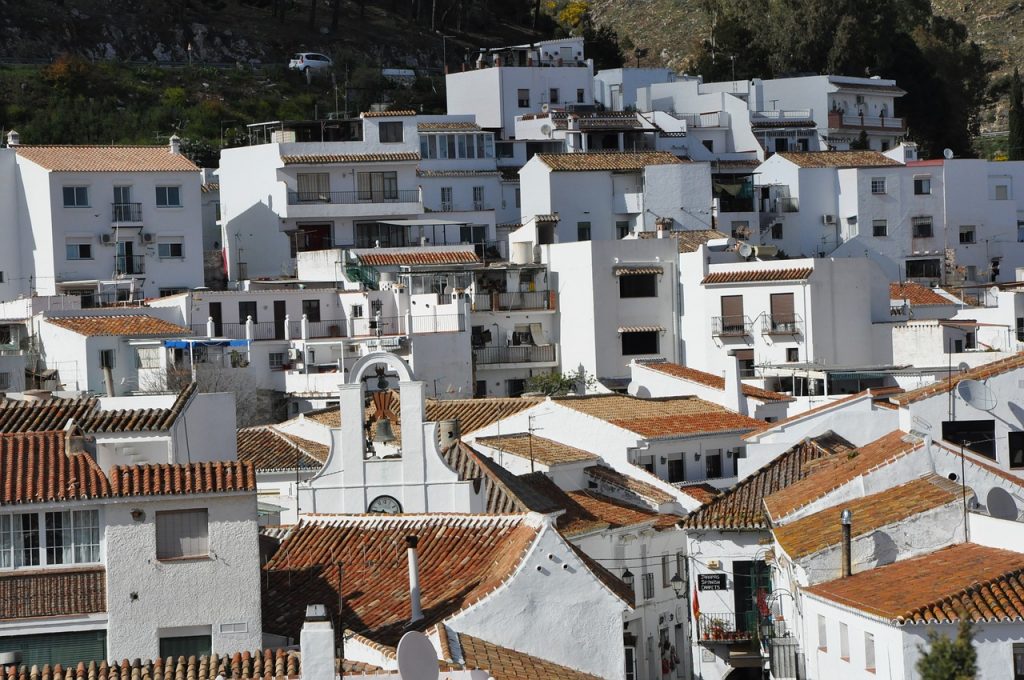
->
[356,171,398,202]
[116,240,139,275]
[113,186,134,222]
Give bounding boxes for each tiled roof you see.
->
[673,482,720,505]
[417,121,481,131]
[499,167,520,182]
[763,430,923,521]
[362,109,417,117]
[555,394,763,439]
[262,514,540,645]
[584,465,674,505]
[445,441,563,514]
[637,229,728,253]
[353,246,480,266]
[566,489,678,535]
[535,151,683,172]
[108,461,256,496]
[891,353,1024,405]
[201,182,219,193]
[806,543,1024,624]
[701,267,814,285]
[417,169,499,177]
[1,650,311,680]
[476,433,599,466]
[455,632,603,680]
[890,281,952,306]
[775,151,903,168]
[15,145,199,172]
[683,432,853,530]
[0,383,197,433]
[773,474,963,558]
[643,362,794,402]
[44,314,191,337]
[236,426,327,471]
[0,566,105,620]
[281,152,420,164]
[532,213,560,222]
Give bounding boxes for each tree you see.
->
[1009,68,1024,160]
[525,368,596,396]
[849,129,870,150]
[915,619,977,680]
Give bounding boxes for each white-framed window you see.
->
[912,216,933,238]
[839,622,850,660]
[135,347,162,369]
[517,89,530,108]
[661,554,671,587]
[158,241,185,258]
[378,121,404,143]
[63,186,89,207]
[817,614,827,651]
[959,225,976,244]
[914,177,931,195]
[269,352,285,370]
[864,632,875,671]
[351,304,364,318]
[642,572,654,599]
[440,187,453,211]
[473,186,485,210]
[66,241,93,260]
[624,646,637,680]
[0,513,40,568]
[45,510,100,565]
[155,186,182,207]
[155,509,209,560]
[870,177,886,194]
[872,219,888,237]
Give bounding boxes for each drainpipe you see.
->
[406,536,423,623]
[840,509,852,578]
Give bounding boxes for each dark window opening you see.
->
[302,299,321,322]
[621,331,659,355]
[1010,432,1024,469]
[906,259,941,278]
[942,420,996,460]
[619,274,657,298]
[667,458,684,483]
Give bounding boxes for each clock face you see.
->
[367,495,402,514]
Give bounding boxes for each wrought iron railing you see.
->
[712,315,752,337]
[475,345,556,365]
[111,202,142,222]
[287,189,419,205]
[762,314,803,335]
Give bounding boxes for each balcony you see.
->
[472,290,555,312]
[475,344,557,366]
[762,314,803,336]
[712,315,753,337]
[828,111,905,132]
[115,255,145,276]
[697,612,758,644]
[193,314,464,341]
[284,189,421,219]
[751,109,814,123]
[112,202,142,223]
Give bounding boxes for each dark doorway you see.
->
[274,301,287,340]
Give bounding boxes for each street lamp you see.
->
[622,568,635,589]
[670,572,685,599]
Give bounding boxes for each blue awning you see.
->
[164,339,250,348]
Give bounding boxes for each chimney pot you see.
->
[169,134,181,155]
[406,535,423,623]
[840,509,852,578]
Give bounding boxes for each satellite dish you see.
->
[956,379,997,411]
[738,243,754,258]
[396,631,440,680]
[943,148,954,160]
[987,487,1018,521]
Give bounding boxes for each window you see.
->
[0,373,9,390]
[865,632,876,672]
[238,301,257,323]
[1014,642,1024,680]
[870,177,887,194]
[959,225,976,244]
[302,299,321,322]
[0,513,40,568]
[66,242,93,260]
[440,187,453,211]
[705,450,722,478]
[642,572,654,599]
[818,615,827,651]
[621,331,659,355]
[661,554,671,587]
[135,347,161,369]
[156,509,209,560]
[770,293,796,331]
[619,273,658,298]
[356,171,399,201]
[941,419,996,460]
[515,188,521,208]
[720,295,745,334]
[1018,221,1024,243]
[736,349,755,377]
[158,241,184,258]
[906,258,940,278]
[269,352,285,370]
[577,221,591,241]
[517,89,530,108]
[912,216,933,238]
[378,121,403,143]
[44,510,100,565]
[296,172,330,201]
[771,222,783,240]
[1010,432,1024,469]
[351,304,364,318]
[872,219,888,237]
[98,349,115,370]
[914,177,931,195]
[473,186,485,210]
[155,186,181,207]
[995,184,1010,201]
[549,87,559,103]
[667,458,684,483]
[159,634,212,659]
[159,287,186,297]
[576,88,585,103]
[787,347,800,362]
[63,186,89,207]
[507,378,526,397]
[624,647,637,680]
[617,220,630,239]
[839,622,850,660]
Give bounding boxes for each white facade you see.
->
[0,148,21,301]
[594,68,676,112]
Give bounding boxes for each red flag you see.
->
[692,585,700,619]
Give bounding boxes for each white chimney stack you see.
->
[169,134,181,155]
[723,354,747,416]
[300,604,336,680]
[406,535,424,623]
[6,130,19,147]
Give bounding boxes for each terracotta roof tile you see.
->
[108,460,256,496]
[0,566,105,620]
[806,543,1024,624]
[584,465,674,505]
[281,152,420,164]
[701,267,814,285]
[237,426,327,471]
[764,430,923,520]
[456,632,603,680]
[201,182,219,193]
[773,474,963,558]
[15,145,199,172]
[673,482,720,505]
[362,109,417,117]
[476,433,599,466]
[535,151,683,172]
[417,121,481,131]
[636,229,728,253]
[447,442,564,514]
[890,281,952,306]
[353,246,480,266]
[555,394,762,439]
[683,432,853,530]
[643,362,794,402]
[2,649,310,680]
[891,353,1024,405]
[775,151,903,168]
[262,514,541,645]
[44,314,191,337]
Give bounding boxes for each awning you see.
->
[529,322,551,347]
[939,321,1009,328]
[618,325,665,333]
[164,339,250,348]
[377,219,467,226]
[613,265,664,276]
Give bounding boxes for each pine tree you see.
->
[1009,68,1024,160]
[915,619,977,680]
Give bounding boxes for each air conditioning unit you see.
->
[287,348,301,361]
[142,233,154,243]
[822,214,836,225]
[100,233,113,245]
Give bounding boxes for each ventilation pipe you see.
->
[406,535,424,624]
[840,509,853,578]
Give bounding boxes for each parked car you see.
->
[288,53,333,72]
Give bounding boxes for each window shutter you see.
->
[721,295,743,319]
[770,293,795,322]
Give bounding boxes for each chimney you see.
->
[840,509,852,578]
[406,536,424,623]
[300,604,336,680]
[102,365,116,397]
[169,134,182,155]
[6,130,19,147]
[437,419,460,451]
[723,354,747,416]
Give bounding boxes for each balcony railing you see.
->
[472,290,554,312]
[192,314,464,340]
[698,612,758,644]
[712,315,753,337]
[751,109,813,121]
[115,255,145,276]
[112,202,142,222]
[287,189,420,205]
[475,344,556,365]
[305,319,347,339]
[828,111,905,130]
[762,313,804,336]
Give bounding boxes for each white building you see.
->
[0,431,260,665]
[10,134,205,303]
